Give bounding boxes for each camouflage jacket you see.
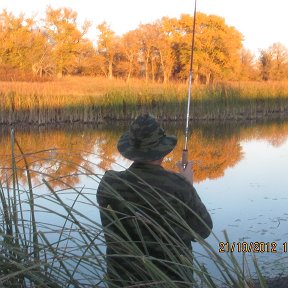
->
[97,162,213,285]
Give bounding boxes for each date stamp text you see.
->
[218,241,287,253]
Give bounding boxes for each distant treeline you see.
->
[0,8,288,83]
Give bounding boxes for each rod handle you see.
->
[182,149,188,168]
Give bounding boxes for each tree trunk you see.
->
[126,55,133,82]
[151,58,155,83]
[108,57,113,79]
[145,60,149,83]
[206,72,211,84]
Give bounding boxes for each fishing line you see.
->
[182,0,197,167]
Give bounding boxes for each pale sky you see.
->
[0,0,287,55]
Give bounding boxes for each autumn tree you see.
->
[258,43,288,81]
[269,42,288,80]
[0,11,30,70]
[4,7,286,82]
[30,34,54,77]
[44,7,92,77]
[155,17,177,83]
[119,29,141,81]
[168,14,196,81]
[118,21,176,83]
[258,49,272,81]
[96,22,121,79]
[106,17,183,83]
[106,13,243,83]
[239,48,257,80]
[0,10,49,77]
[194,13,243,83]
[136,23,158,82]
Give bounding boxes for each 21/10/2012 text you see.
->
[218,242,288,253]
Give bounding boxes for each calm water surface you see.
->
[0,120,287,280]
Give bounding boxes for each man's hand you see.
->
[176,161,194,185]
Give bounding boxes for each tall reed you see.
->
[0,78,288,124]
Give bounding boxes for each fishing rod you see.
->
[182,0,197,168]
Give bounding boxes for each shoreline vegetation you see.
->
[1,77,288,125]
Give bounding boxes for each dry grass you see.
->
[0,77,187,109]
[0,76,186,97]
[0,77,288,124]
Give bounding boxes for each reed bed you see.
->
[0,128,278,287]
[1,77,288,124]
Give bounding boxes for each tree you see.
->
[137,23,158,82]
[119,29,141,81]
[0,10,48,74]
[156,17,177,83]
[239,48,257,80]
[172,13,243,83]
[116,13,243,83]
[45,7,91,77]
[269,42,288,80]
[259,43,288,81]
[258,49,272,81]
[96,22,120,79]
[195,13,243,83]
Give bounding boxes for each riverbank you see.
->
[1,77,288,124]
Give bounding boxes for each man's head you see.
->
[117,114,177,162]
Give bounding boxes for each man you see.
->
[97,114,213,287]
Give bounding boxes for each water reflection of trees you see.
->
[0,128,103,189]
[239,121,288,147]
[0,121,288,188]
[162,129,243,182]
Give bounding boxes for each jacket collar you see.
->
[130,161,164,171]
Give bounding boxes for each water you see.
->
[0,120,288,283]
[195,137,288,278]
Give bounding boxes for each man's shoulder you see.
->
[103,169,122,177]
[144,167,193,192]
[162,168,191,186]
[132,164,187,182]
[98,170,125,188]
[100,167,191,190]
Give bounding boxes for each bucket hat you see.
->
[117,114,177,161]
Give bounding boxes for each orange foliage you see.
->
[1,122,288,190]
[162,129,242,182]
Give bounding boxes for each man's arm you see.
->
[177,161,213,239]
[185,185,213,239]
[96,171,112,208]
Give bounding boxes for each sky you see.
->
[0,0,287,55]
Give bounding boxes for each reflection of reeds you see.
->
[1,78,288,124]
[0,131,271,287]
